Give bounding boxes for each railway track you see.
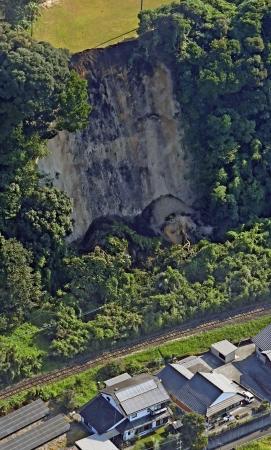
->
[0,304,270,401]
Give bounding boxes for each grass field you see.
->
[34,0,173,53]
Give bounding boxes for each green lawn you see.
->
[34,0,173,53]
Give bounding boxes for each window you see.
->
[218,352,226,360]
[131,413,137,419]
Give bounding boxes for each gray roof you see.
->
[0,399,49,440]
[80,395,124,434]
[76,432,119,450]
[158,364,188,397]
[159,365,237,415]
[262,350,271,362]
[105,373,131,387]
[206,394,243,418]
[211,340,237,356]
[177,373,222,414]
[200,372,237,393]
[169,363,193,380]
[253,324,271,351]
[103,374,170,415]
[177,355,211,372]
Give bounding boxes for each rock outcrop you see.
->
[39,40,199,242]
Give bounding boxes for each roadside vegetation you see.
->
[239,436,271,449]
[0,315,270,415]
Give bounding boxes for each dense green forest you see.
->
[0,0,271,385]
[137,0,271,234]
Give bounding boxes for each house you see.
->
[252,324,271,368]
[80,373,171,442]
[158,354,254,424]
[211,340,237,363]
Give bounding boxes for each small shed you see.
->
[104,373,131,387]
[211,340,237,363]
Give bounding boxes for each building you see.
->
[211,340,237,363]
[158,351,255,424]
[76,430,119,450]
[252,324,271,368]
[80,373,171,442]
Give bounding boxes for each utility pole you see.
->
[140,0,144,11]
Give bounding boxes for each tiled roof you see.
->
[199,372,238,393]
[80,395,124,434]
[170,363,194,380]
[159,365,238,415]
[253,324,271,351]
[158,364,188,397]
[206,394,243,418]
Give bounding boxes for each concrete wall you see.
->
[208,413,271,449]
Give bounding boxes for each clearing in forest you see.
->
[34,0,172,53]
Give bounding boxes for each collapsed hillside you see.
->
[1,0,271,387]
[40,0,271,242]
[39,40,202,243]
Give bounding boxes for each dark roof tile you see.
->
[81,396,124,434]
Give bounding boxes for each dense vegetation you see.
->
[0,0,40,28]
[0,0,271,388]
[0,14,90,381]
[240,436,271,449]
[137,0,271,235]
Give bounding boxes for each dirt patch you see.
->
[41,0,62,8]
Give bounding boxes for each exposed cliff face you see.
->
[39,40,198,242]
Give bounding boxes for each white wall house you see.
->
[80,373,171,443]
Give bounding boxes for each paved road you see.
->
[217,425,271,449]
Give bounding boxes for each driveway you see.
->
[235,354,271,402]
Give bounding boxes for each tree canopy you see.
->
[0,24,90,142]
[137,0,271,235]
[181,413,208,450]
[1,0,271,388]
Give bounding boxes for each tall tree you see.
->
[181,413,208,450]
[0,234,42,327]
[0,24,90,142]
